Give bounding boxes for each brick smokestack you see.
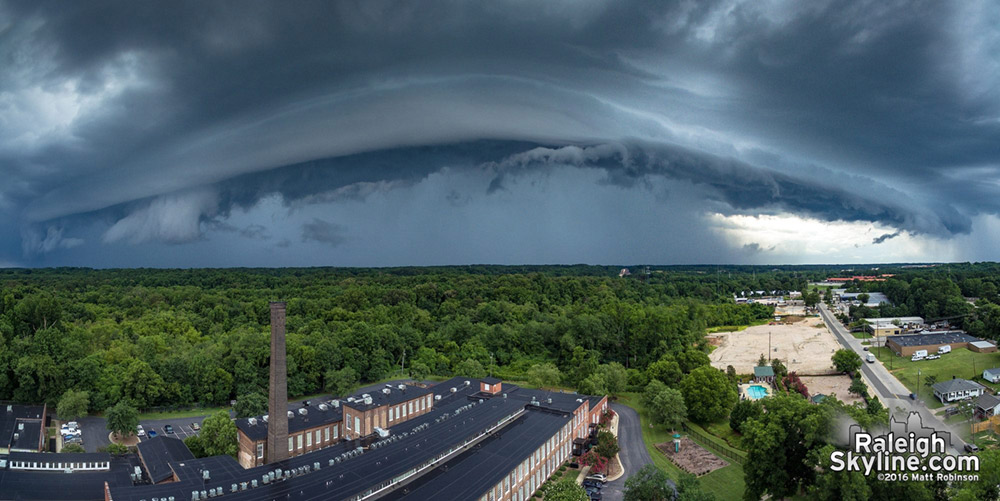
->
[266,301,289,464]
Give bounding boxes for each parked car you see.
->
[965,443,980,453]
[583,480,601,489]
[60,423,78,435]
[191,422,200,431]
[585,486,601,497]
[136,425,145,437]
[863,346,869,351]
[164,425,174,434]
[148,430,158,438]
[926,354,941,360]
[62,433,78,441]
[585,473,608,483]
[589,492,602,501]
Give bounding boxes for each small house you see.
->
[975,394,1000,420]
[983,368,1000,384]
[932,378,986,404]
[753,366,775,384]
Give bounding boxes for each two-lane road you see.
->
[818,304,964,454]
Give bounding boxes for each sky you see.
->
[2,0,999,268]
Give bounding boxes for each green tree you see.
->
[324,367,359,397]
[192,410,238,458]
[596,362,627,396]
[770,359,787,379]
[650,387,687,431]
[832,349,862,374]
[646,358,683,387]
[544,478,589,501]
[104,443,129,455]
[848,377,867,397]
[857,293,870,305]
[578,373,608,396]
[729,399,762,434]
[807,444,871,501]
[61,443,86,453]
[679,366,737,423]
[804,291,820,308]
[233,391,268,419]
[594,430,619,460]
[757,354,768,367]
[527,362,563,389]
[57,389,90,421]
[453,358,487,378]
[105,401,139,439]
[726,365,737,384]
[741,395,833,500]
[624,464,674,501]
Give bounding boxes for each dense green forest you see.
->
[1,263,998,412]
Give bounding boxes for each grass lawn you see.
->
[706,319,770,334]
[702,419,743,450]
[872,347,1000,409]
[138,406,230,420]
[619,394,745,501]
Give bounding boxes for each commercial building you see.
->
[885,332,980,356]
[864,317,924,337]
[838,292,891,307]
[137,436,196,483]
[970,340,998,353]
[8,451,111,472]
[0,402,47,454]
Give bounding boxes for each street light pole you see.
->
[917,369,921,400]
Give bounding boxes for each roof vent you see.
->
[331,400,340,408]
[287,411,295,418]
[17,423,23,431]
[262,415,268,423]
[398,384,406,391]
[248,418,257,426]
[298,408,308,416]
[318,404,329,411]
[363,396,372,405]
[450,387,456,393]
[382,388,391,395]
[464,380,471,386]
[362,393,370,399]
[347,397,355,402]
[435,395,442,401]
[547,398,552,404]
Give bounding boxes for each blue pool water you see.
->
[746,385,769,399]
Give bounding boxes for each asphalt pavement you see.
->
[601,403,653,501]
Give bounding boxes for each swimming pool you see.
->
[746,385,769,399]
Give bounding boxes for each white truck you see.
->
[938,345,951,354]
[867,353,876,363]
[911,349,928,361]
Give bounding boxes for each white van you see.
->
[938,345,951,354]
[867,353,876,363]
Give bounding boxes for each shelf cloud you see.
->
[1,0,998,266]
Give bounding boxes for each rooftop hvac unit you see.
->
[287,411,295,418]
[202,470,210,480]
[192,491,199,501]
[450,387,456,393]
[12,433,17,441]
[435,394,441,400]
[170,497,176,501]
[262,415,269,422]
[318,404,328,411]
[135,466,142,476]
[364,396,373,405]
[231,484,237,493]
[6,405,12,412]
[347,397,355,402]
[382,388,391,395]
[503,393,507,399]
[329,459,335,466]
[331,400,340,407]
[17,423,23,431]
[464,380,470,386]
[248,417,257,425]
[362,393,370,399]
[262,474,269,485]
[314,462,320,470]
[478,399,484,403]
[199,491,207,500]
[251,480,258,488]
[547,398,552,404]
[298,408,308,416]
[398,384,406,391]
[576,399,583,403]
[240,482,247,491]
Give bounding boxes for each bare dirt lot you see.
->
[657,437,728,476]
[799,375,865,406]
[709,318,841,374]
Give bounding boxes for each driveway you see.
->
[602,403,654,501]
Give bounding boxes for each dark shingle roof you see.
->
[137,435,195,483]
[889,332,978,347]
[932,379,983,394]
[0,402,45,450]
[482,376,501,384]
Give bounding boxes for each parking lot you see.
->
[137,416,207,443]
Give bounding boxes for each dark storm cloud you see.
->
[301,218,347,247]
[873,231,903,245]
[0,0,997,265]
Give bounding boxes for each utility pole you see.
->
[490,352,495,377]
[401,348,406,377]
[768,331,772,362]
[917,369,921,400]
